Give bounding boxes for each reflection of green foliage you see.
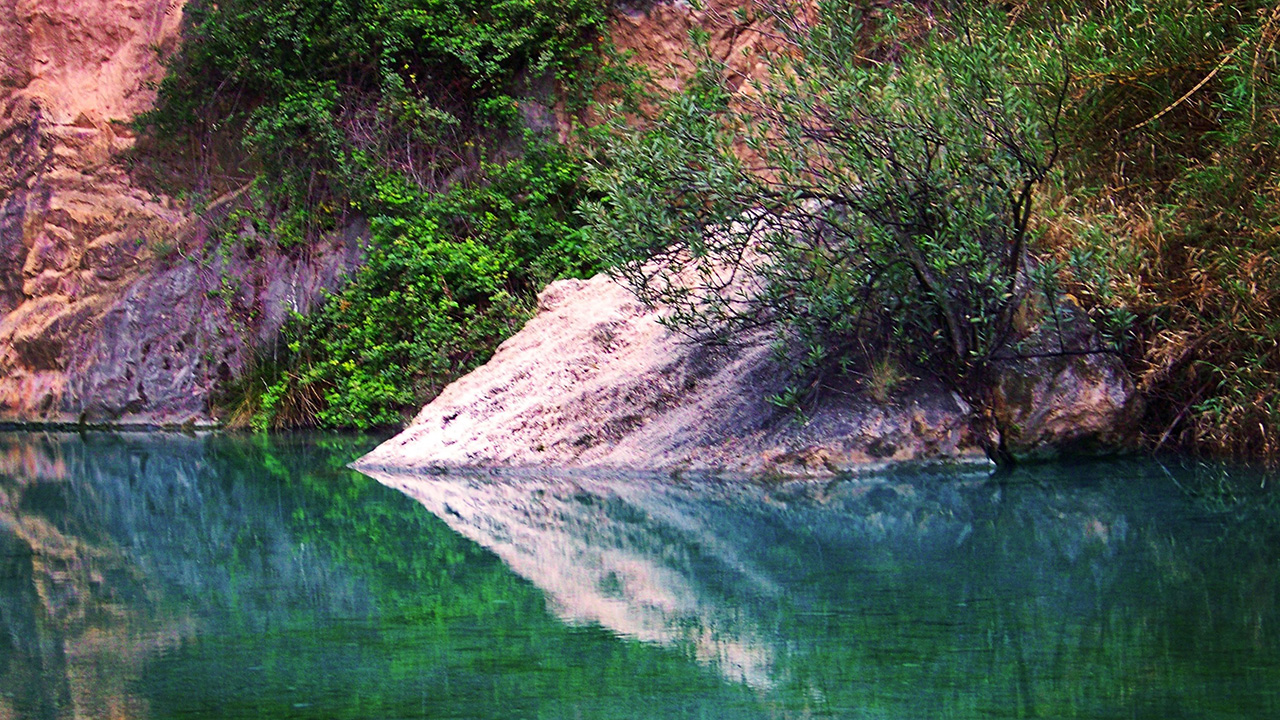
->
[139,435,750,719]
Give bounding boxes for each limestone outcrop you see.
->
[355,274,1139,477]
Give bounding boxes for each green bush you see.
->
[591,0,1280,459]
[586,3,1069,459]
[146,0,609,429]
[242,139,600,431]
[150,2,603,145]
[146,0,608,224]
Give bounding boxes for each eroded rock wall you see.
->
[0,0,361,425]
[610,0,777,94]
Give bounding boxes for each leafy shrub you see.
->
[147,0,608,199]
[586,3,1070,458]
[591,0,1280,459]
[241,140,600,431]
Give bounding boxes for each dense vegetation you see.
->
[1038,0,1280,457]
[589,0,1280,458]
[146,0,1278,457]
[588,4,1072,459]
[144,0,610,429]
[229,142,599,429]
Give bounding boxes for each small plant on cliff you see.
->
[238,138,600,431]
[586,4,1070,461]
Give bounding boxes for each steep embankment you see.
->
[356,2,1141,476]
[0,1,1148,465]
[0,0,360,426]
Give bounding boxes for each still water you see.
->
[0,431,1278,719]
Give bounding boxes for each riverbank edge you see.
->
[352,274,1140,479]
[351,453,1002,486]
[0,420,222,433]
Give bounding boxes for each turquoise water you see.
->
[0,432,1278,718]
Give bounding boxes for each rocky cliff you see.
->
[0,0,771,428]
[1,0,1142,461]
[0,0,361,426]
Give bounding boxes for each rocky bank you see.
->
[1,0,1141,466]
[0,0,779,427]
[355,273,1139,477]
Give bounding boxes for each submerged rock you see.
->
[356,274,1139,477]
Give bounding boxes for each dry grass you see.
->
[864,354,908,405]
[1035,156,1280,459]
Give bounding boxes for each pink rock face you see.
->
[0,0,186,422]
[12,0,183,123]
[610,0,777,96]
[0,0,363,425]
[22,227,74,278]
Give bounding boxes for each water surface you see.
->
[0,432,1277,718]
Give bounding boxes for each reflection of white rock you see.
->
[367,460,1177,714]
[377,471,784,688]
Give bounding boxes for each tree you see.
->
[585,2,1070,462]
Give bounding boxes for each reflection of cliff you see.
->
[370,461,1280,714]
[0,432,373,719]
[0,438,168,719]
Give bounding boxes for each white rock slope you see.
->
[355,274,989,477]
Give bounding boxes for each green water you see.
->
[0,432,1278,718]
